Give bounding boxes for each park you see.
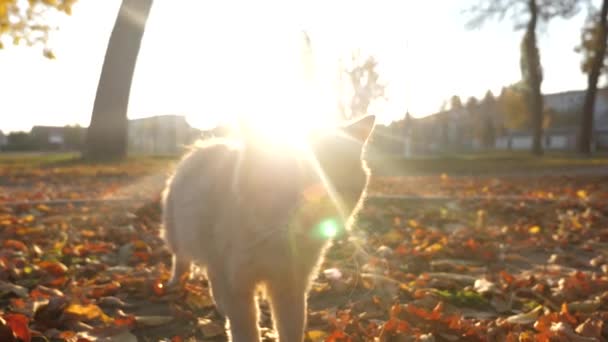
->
[2,0,608,341]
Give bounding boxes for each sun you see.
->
[232,77,340,148]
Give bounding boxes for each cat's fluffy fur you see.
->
[161,115,375,341]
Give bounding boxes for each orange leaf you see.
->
[37,260,68,277]
[390,303,401,318]
[560,303,577,325]
[114,315,136,328]
[430,301,444,320]
[397,320,409,333]
[45,275,68,288]
[500,270,515,285]
[4,240,28,252]
[406,304,437,320]
[4,313,31,342]
[64,303,112,323]
[152,279,166,296]
[383,318,397,332]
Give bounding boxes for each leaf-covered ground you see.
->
[1,161,608,341]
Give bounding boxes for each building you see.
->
[30,126,67,150]
[28,125,86,151]
[544,89,608,127]
[127,115,200,155]
[408,88,608,154]
[0,130,7,149]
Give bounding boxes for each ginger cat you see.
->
[161,115,375,341]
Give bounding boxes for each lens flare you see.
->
[319,218,339,238]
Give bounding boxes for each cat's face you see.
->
[309,115,375,214]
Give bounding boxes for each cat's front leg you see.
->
[167,254,191,288]
[267,281,306,342]
[223,289,260,342]
[209,270,260,342]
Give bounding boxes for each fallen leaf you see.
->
[134,315,174,327]
[505,306,543,325]
[3,313,31,342]
[64,303,113,323]
[198,318,225,338]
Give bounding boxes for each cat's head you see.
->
[308,115,375,215]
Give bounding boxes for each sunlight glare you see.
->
[319,218,339,238]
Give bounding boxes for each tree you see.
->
[575,1,608,155]
[467,0,581,155]
[6,131,33,151]
[520,2,544,155]
[477,90,498,146]
[450,95,463,110]
[85,0,154,160]
[481,112,496,148]
[0,0,75,58]
[499,83,531,130]
[342,54,386,119]
[64,124,85,150]
[465,97,479,112]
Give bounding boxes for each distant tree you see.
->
[450,95,463,110]
[498,83,531,130]
[6,131,32,151]
[343,54,386,119]
[85,0,154,160]
[481,112,496,148]
[467,0,582,155]
[476,90,498,145]
[465,97,479,112]
[0,0,75,57]
[64,124,85,150]
[575,1,608,155]
[440,114,450,150]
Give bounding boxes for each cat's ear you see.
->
[342,115,376,142]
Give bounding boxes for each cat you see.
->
[161,115,375,342]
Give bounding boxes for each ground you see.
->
[0,153,607,341]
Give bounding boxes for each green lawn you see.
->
[2,151,608,177]
[368,152,608,176]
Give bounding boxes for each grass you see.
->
[368,151,608,176]
[2,151,608,177]
[0,152,80,166]
[0,152,177,178]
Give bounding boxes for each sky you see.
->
[0,0,599,133]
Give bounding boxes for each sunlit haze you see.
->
[0,0,597,133]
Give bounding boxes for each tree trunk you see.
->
[85,0,153,160]
[522,0,544,156]
[578,0,608,155]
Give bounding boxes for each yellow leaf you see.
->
[306,330,328,342]
[529,225,541,234]
[65,303,113,323]
[43,48,56,60]
[440,173,448,181]
[425,243,443,253]
[408,219,419,228]
[186,293,215,310]
[577,190,588,199]
[382,229,404,245]
[571,217,582,230]
[36,204,51,212]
